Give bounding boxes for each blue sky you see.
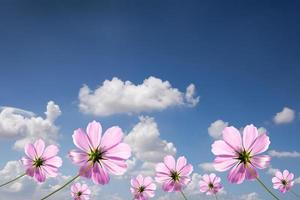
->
[0,1,300,199]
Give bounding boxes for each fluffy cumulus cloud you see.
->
[124,116,176,176]
[268,150,300,158]
[198,162,216,172]
[0,101,61,150]
[78,76,199,116]
[208,120,228,139]
[267,166,280,175]
[273,107,295,124]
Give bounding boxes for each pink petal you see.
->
[283,170,289,179]
[21,157,33,168]
[275,171,283,180]
[143,176,153,187]
[214,156,238,172]
[24,143,36,159]
[162,181,175,192]
[43,145,59,160]
[34,167,46,182]
[86,121,102,149]
[155,163,171,175]
[79,162,93,178]
[245,164,258,180]
[101,159,127,175]
[202,174,210,184]
[176,156,187,172]
[251,155,270,169]
[222,126,242,152]
[164,155,176,171]
[42,165,58,177]
[211,140,236,156]
[73,128,91,152]
[227,163,246,184]
[209,173,217,183]
[26,167,34,177]
[287,172,294,181]
[179,163,193,176]
[272,177,281,184]
[69,150,89,165]
[34,139,45,157]
[45,156,62,168]
[104,143,131,160]
[242,124,258,150]
[92,163,110,185]
[250,134,270,155]
[131,178,140,188]
[101,126,123,151]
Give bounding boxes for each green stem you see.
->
[180,190,188,200]
[255,177,280,200]
[40,174,80,200]
[291,190,300,199]
[0,173,26,188]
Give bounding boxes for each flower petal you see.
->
[101,126,123,151]
[43,145,59,160]
[24,143,36,159]
[211,140,236,156]
[101,159,127,175]
[251,155,270,169]
[164,155,176,171]
[104,143,131,160]
[176,156,187,172]
[223,126,242,152]
[34,139,45,157]
[227,163,246,184]
[242,124,258,151]
[69,150,89,165]
[72,128,91,152]
[86,121,102,149]
[44,156,62,168]
[214,156,238,172]
[250,134,270,155]
[92,163,110,185]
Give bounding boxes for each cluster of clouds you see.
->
[0,101,61,150]
[78,76,199,116]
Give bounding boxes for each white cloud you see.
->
[124,116,176,176]
[240,192,261,200]
[78,76,199,116]
[273,107,295,124]
[266,166,280,175]
[208,120,228,139]
[198,162,216,172]
[0,101,61,150]
[295,177,300,184]
[268,150,300,158]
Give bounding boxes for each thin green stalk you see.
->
[40,174,80,200]
[291,190,300,199]
[255,177,280,200]
[0,173,26,188]
[180,190,188,200]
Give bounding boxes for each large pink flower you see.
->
[211,124,271,184]
[71,182,91,200]
[199,173,223,195]
[131,174,156,200]
[69,121,131,185]
[272,170,294,193]
[21,139,62,182]
[155,155,193,192]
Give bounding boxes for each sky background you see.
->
[0,1,300,200]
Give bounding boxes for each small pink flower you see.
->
[155,155,193,192]
[69,121,131,185]
[211,124,271,184]
[131,174,156,200]
[272,170,294,193]
[71,182,91,200]
[199,173,223,195]
[21,139,62,182]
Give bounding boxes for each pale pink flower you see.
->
[71,182,91,200]
[272,170,294,193]
[21,139,62,182]
[69,121,131,185]
[199,173,223,195]
[131,174,156,200]
[211,124,271,184]
[155,155,193,192]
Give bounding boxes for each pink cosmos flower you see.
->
[211,124,271,184]
[69,121,131,185]
[272,170,294,193]
[155,155,193,192]
[199,173,223,195]
[130,174,156,200]
[21,139,62,182]
[71,182,91,200]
